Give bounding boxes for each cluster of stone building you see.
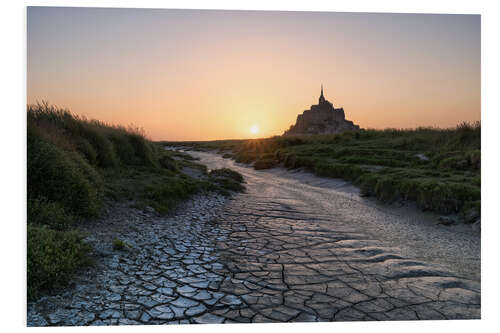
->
[283,85,360,136]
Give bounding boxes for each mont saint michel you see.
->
[283,86,360,136]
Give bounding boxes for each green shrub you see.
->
[358,173,379,197]
[467,150,481,169]
[27,224,91,300]
[209,168,244,183]
[159,154,179,172]
[147,177,201,214]
[213,177,245,193]
[253,158,277,170]
[461,200,481,223]
[439,156,469,170]
[209,168,245,193]
[112,238,128,251]
[27,128,101,217]
[314,161,365,182]
[27,198,74,231]
[75,138,98,165]
[128,134,157,167]
[283,153,297,169]
[78,123,119,168]
[374,176,399,202]
[234,151,257,164]
[295,156,316,171]
[107,131,137,165]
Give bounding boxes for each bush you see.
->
[147,177,201,214]
[75,138,98,165]
[374,176,399,203]
[283,153,297,169]
[213,177,245,193]
[462,200,481,224]
[128,134,157,167]
[294,156,317,171]
[27,224,91,300]
[112,238,128,251]
[439,156,469,171]
[209,168,244,183]
[159,154,179,172]
[314,161,365,182]
[28,198,74,231]
[467,150,481,169]
[78,123,119,168]
[253,158,277,170]
[209,168,245,193]
[234,151,257,164]
[27,128,102,217]
[107,131,137,165]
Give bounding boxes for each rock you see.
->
[193,313,225,324]
[149,305,174,320]
[185,303,207,316]
[170,296,199,308]
[220,294,242,306]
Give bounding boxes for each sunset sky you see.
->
[27,7,480,141]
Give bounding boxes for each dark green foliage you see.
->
[209,168,245,193]
[234,151,258,164]
[75,138,98,165]
[27,127,102,217]
[283,153,297,169]
[209,168,244,183]
[28,198,74,231]
[127,133,157,167]
[27,225,91,301]
[212,177,245,193]
[253,158,278,170]
[461,200,481,224]
[159,154,179,172]
[27,102,159,168]
[77,123,119,168]
[147,177,202,214]
[107,131,137,165]
[315,161,366,182]
[112,238,128,251]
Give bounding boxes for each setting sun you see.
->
[250,125,260,134]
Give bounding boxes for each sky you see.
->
[27,7,480,141]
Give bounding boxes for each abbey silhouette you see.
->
[283,85,360,136]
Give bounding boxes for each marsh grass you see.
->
[166,122,480,217]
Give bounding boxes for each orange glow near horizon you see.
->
[27,8,480,141]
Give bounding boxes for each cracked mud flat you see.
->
[27,151,480,326]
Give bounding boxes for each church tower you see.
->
[319,84,326,104]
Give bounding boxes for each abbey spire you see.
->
[319,84,326,104]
